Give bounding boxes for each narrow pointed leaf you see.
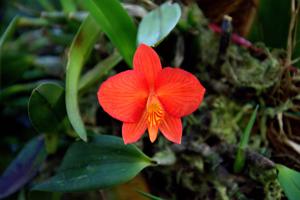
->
[277,164,300,200]
[84,0,137,66]
[32,135,153,192]
[0,136,46,199]
[234,105,259,173]
[137,2,181,46]
[65,15,101,141]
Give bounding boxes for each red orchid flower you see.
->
[97,44,205,144]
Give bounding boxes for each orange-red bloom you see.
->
[98,44,205,144]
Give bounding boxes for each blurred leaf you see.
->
[0,52,34,87]
[65,15,101,141]
[293,13,300,67]
[137,2,181,46]
[78,51,122,93]
[0,136,46,199]
[0,82,39,101]
[84,0,137,66]
[28,83,66,133]
[32,135,153,192]
[152,148,176,166]
[38,0,55,11]
[248,0,290,48]
[234,105,259,173]
[60,0,76,13]
[277,164,300,200]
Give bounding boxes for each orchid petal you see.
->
[122,112,147,144]
[98,70,149,122]
[159,113,182,144]
[133,44,162,86]
[155,67,205,117]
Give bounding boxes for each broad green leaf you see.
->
[277,164,300,200]
[65,15,101,141]
[234,105,259,173]
[79,51,122,93]
[137,2,181,46]
[0,136,46,199]
[32,135,153,192]
[28,83,66,133]
[84,0,137,66]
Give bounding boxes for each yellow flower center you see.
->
[146,94,164,142]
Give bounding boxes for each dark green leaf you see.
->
[32,135,153,192]
[65,15,101,141]
[137,2,181,46]
[84,0,137,66]
[28,83,66,133]
[277,164,300,200]
[0,136,46,199]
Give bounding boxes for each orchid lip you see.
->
[146,94,164,142]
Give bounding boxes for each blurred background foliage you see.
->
[0,0,300,200]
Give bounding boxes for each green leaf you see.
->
[137,2,181,46]
[28,83,66,133]
[277,164,300,200]
[65,15,101,141]
[84,0,137,66]
[234,105,259,173]
[32,135,153,192]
